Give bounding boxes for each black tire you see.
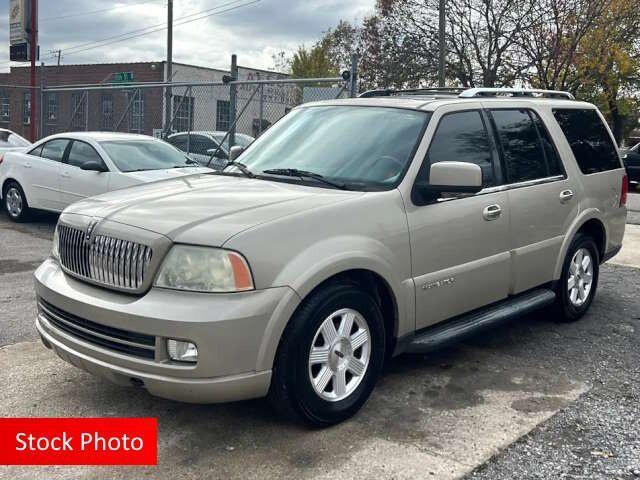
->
[552,233,600,322]
[268,282,386,427]
[3,180,30,222]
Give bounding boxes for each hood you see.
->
[122,166,213,182]
[64,173,362,246]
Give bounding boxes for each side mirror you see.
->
[229,145,244,161]
[80,160,107,172]
[206,148,228,159]
[413,161,482,204]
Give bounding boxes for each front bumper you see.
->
[34,258,300,403]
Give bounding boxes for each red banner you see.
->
[0,418,157,465]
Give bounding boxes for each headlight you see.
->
[51,225,60,260]
[154,245,254,293]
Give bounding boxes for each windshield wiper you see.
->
[223,160,255,178]
[262,168,347,190]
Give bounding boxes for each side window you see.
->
[530,111,563,176]
[67,141,104,168]
[168,135,186,152]
[191,136,214,156]
[29,144,44,157]
[41,139,70,162]
[422,110,495,186]
[553,108,620,174]
[491,109,549,183]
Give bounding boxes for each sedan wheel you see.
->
[4,183,28,221]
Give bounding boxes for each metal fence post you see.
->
[186,86,192,154]
[258,83,264,136]
[229,54,238,147]
[349,54,359,98]
[39,63,45,139]
[85,89,89,131]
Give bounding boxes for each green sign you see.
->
[112,72,134,83]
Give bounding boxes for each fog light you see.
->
[167,339,198,363]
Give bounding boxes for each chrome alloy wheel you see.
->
[308,308,371,402]
[5,187,23,218]
[568,247,594,307]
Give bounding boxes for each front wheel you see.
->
[553,233,599,322]
[3,181,30,222]
[268,283,386,426]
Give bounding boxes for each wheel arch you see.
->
[553,209,607,279]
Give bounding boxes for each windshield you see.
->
[0,130,30,147]
[100,140,193,172]
[236,106,429,188]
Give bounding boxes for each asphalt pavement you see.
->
[0,195,639,479]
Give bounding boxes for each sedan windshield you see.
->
[236,106,429,188]
[100,140,193,172]
[0,130,30,147]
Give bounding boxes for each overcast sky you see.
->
[0,0,374,72]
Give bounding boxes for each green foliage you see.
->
[290,44,338,79]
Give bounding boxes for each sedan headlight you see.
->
[51,225,60,260]
[154,245,254,293]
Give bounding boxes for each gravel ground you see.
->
[469,264,640,480]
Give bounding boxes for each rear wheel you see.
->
[3,181,29,222]
[553,233,599,322]
[268,282,385,426]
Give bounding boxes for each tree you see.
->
[290,44,338,79]
[319,20,361,72]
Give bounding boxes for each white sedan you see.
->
[0,132,212,221]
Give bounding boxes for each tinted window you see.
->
[28,144,44,157]
[168,135,187,151]
[422,110,494,186]
[553,108,620,174]
[67,141,104,168]
[492,109,548,182]
[190,136,216,156]
[531,111,563,176]
[41,139,69,162]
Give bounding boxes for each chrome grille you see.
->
[58,225,152,291]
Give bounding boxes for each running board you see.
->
[405,288,556,354]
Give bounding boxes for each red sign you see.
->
[0,418,157,465]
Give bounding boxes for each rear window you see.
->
[552,108,620,174]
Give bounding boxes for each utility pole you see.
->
[164,0,173,135]
[29,0,38,141]
[55,49,61,66]
[438,0,446,88]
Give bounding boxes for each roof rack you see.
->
[358,86,575,100]
[359,87,465,98]
[458,88,575,100]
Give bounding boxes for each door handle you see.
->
[483,204,502,221]
[23,162,31,168]
[559,190,574,202]
[61,172,70,178]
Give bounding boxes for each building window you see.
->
[216,100,230,131]
[173,95,194,133]
[71,93,86,130]
[128,90,144,133]
[102,94,113,131]
[23,92,31,125]
[0,91,9,123]
[47,93,58,123]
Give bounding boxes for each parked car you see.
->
[166,131,254,169]
[1,132,212,221]
[0,128,31,154]
[35,89,627,426]
[621,143,640,183]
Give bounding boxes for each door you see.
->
[487,107,578,293]
[26,139,69,211]
[59,140,111,207]
[405,107,512,330]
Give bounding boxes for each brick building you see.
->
[0,61,290,141]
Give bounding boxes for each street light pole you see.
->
[164,0,173,135]
[29,0,38,141]
[438,0,446,88]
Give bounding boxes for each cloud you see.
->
[0,0,375,72]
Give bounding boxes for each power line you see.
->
[47,0,254,58]
[40,0,167,23]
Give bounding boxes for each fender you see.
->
[553,208,607,280]
[253,235,415,371]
